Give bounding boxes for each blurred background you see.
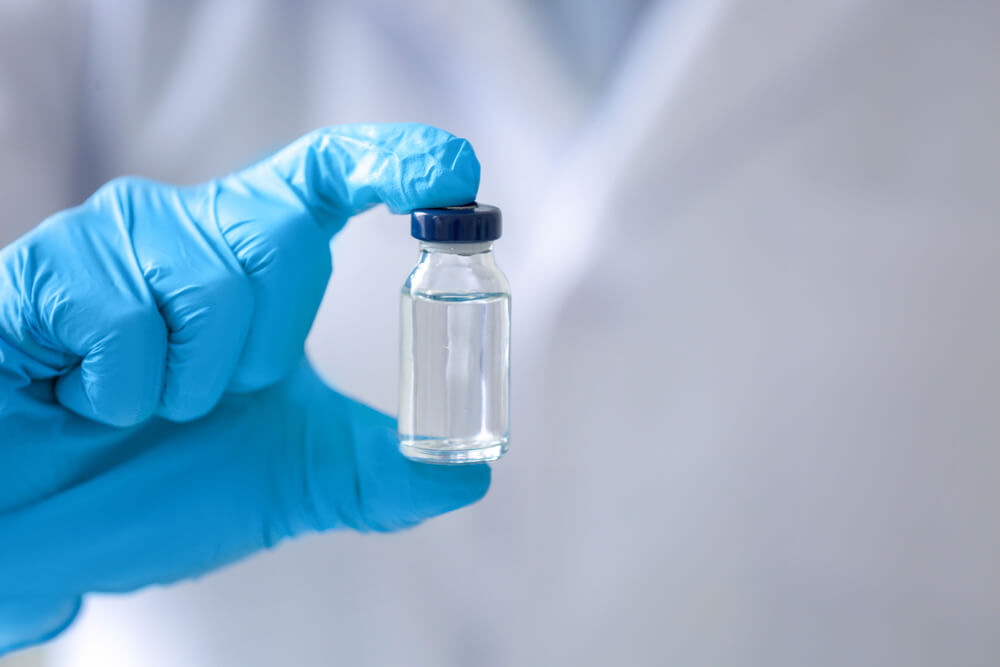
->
[2,0,1000,665]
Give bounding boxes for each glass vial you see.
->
[399,203,510,464]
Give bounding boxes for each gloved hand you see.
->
[0,124,490,654]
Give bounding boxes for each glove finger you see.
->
[0,596,81,656]
[286,362,492,533]
[0,407,285,597]
[119,180,255,422]
[206,124,480,392]
[154,276,252,422]
[241,123,482,233]
[50,186,168,427]
[0,362,488,598]
[17,187,169,428]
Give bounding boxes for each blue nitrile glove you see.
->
[0,124,490,654]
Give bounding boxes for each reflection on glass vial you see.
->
[398,204,510,464]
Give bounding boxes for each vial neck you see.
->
[419,241,494,256]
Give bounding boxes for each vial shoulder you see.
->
[403,258,510,297]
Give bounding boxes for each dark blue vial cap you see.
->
[410,203,502,242]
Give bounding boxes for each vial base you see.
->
[399,437,508,464]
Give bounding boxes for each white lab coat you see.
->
[2,1,999,665]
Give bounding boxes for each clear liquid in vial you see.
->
[399,290,510,464]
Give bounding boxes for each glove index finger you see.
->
[242,123,482,236]
[185,124,480,394]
